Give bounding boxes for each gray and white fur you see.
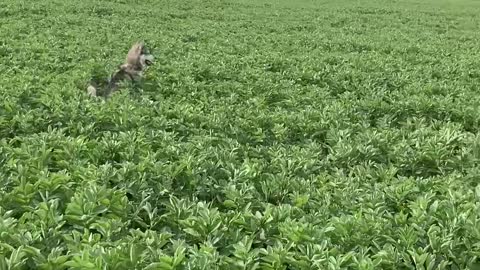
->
[87,41,154,98]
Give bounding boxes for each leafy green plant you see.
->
[0,0,480,268]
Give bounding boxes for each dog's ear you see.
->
[140,42,151,54]
[125,42,144,66]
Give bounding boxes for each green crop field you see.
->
[1,0,480,268]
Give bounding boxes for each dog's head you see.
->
[125,41,154,70]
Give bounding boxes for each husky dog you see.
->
[87,41,154,98]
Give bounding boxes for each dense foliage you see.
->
[1,0,480,269]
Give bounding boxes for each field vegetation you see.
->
[1,0,480,269]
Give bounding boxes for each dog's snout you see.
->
[143,54,154,66]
